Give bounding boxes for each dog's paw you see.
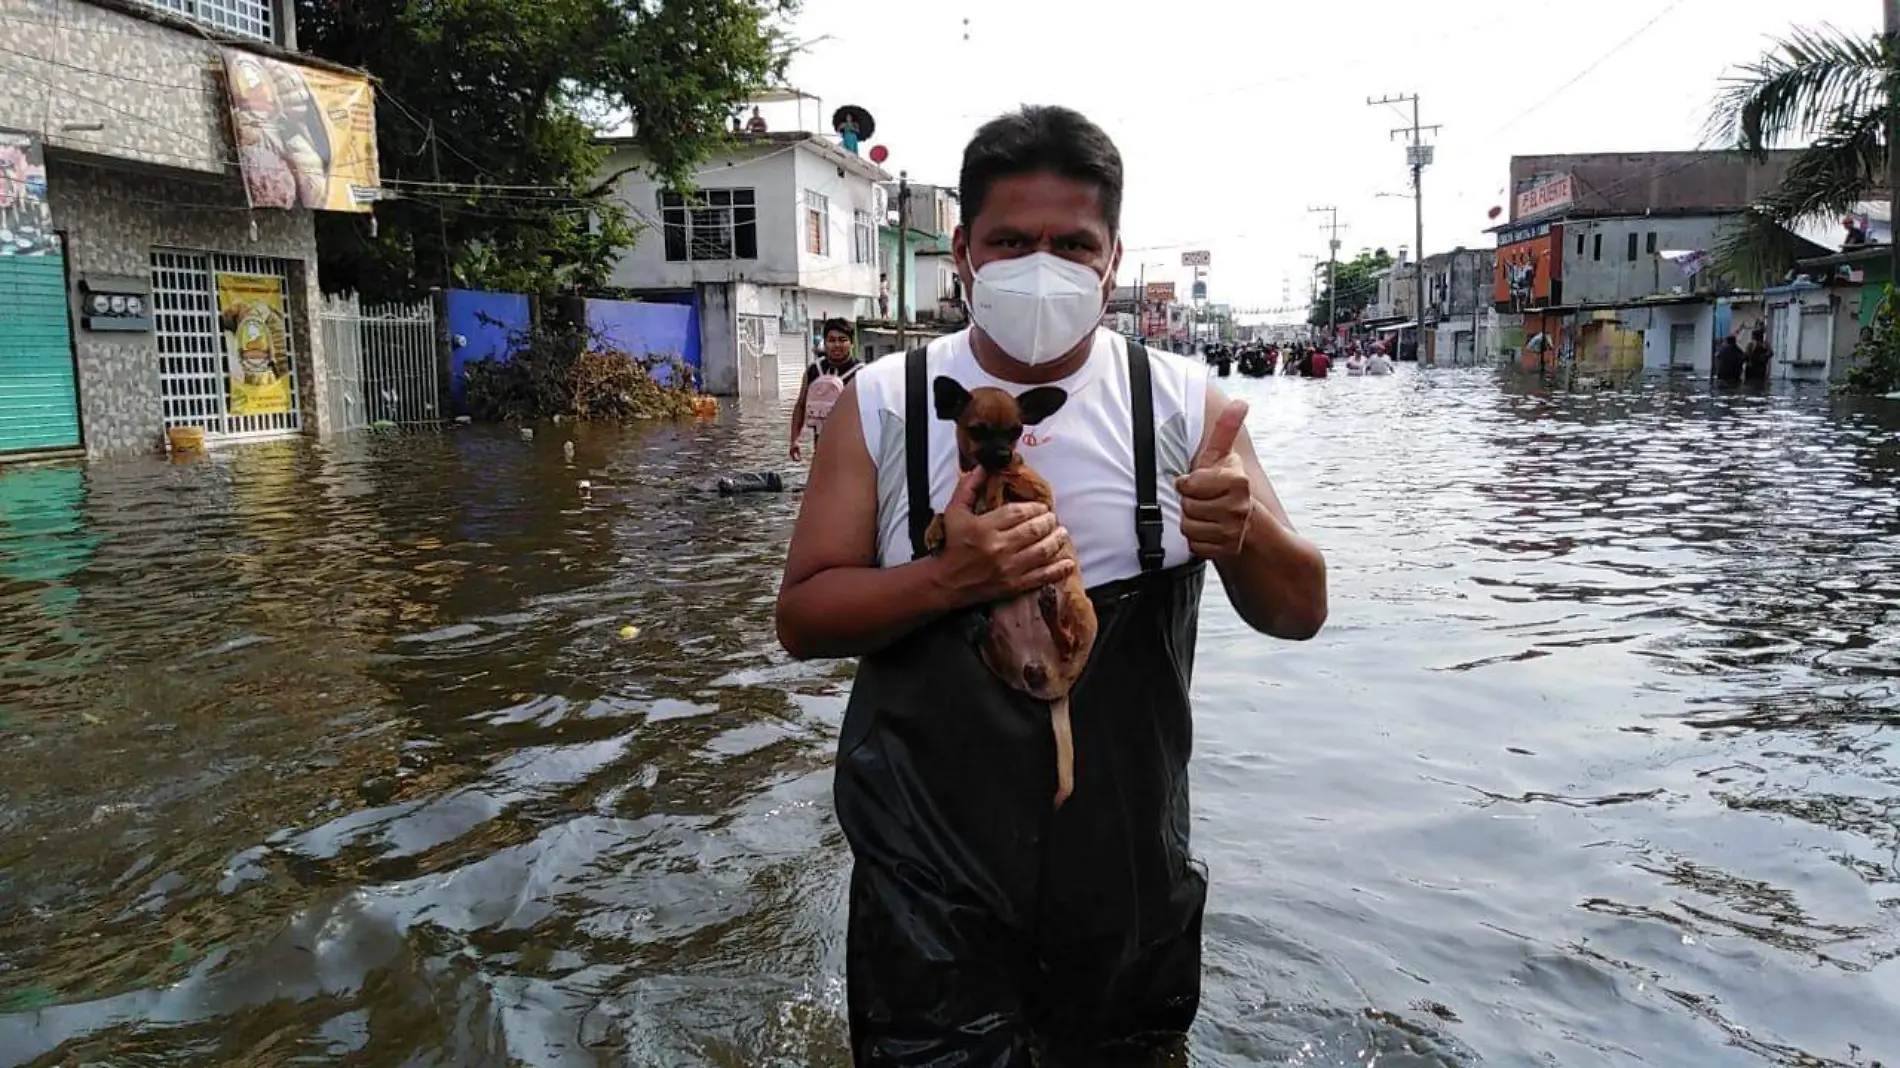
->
[923,513,948,555]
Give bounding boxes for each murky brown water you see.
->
[4,371,1900,1067]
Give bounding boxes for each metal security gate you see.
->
[151,249,302,440]
[319,294,440,430]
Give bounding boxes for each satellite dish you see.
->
[869,144,889,164]
[831,105,876,141]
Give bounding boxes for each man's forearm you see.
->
[777,558,959,660]
[1217,500,1327,640]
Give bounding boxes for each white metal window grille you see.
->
[151,249,302,440]
[852,210,874,265]
[140,0,274,43]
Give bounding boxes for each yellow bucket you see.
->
[167,426,206,454]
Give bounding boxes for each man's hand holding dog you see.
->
[929,465,1075,609]
[1177,398,1257,562]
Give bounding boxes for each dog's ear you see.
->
[932,376,972,422]
[1014,386,1069,426]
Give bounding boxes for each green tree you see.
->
[1309,248,1393,328]
[1708,24,1889,286]
[294,0,796,300]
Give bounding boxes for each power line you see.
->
[1484,0,1692,139]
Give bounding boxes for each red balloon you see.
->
[1487,205,1502,219]
[869,145,890,164]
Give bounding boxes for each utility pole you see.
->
[896,171,910,350]
[427,121,451,289]
[1888,0,1899,293]
[1369,93,1440,363]
[1308,206,1342,343]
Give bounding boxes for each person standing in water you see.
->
[789,319,863,462]
[1743,327,1773,384]
[776,105,1327,1065]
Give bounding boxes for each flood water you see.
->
[3,368,1900,1067]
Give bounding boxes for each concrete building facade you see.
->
[600,131,888,398]
[0,0,369,459]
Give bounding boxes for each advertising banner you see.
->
[1144,281,1176,302]
[1181,250,1211,267]
[0,128,57,255]
[217,273,294,416]
[1494,220,1563,309]
[224,49,379,213]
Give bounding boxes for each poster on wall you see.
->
[0,128,57,255]
[223,49,380,213]
[217,273,293,416]
[1494,220,1563,309]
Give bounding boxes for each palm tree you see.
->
[1708,24,1891,284]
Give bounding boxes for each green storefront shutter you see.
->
[0,254,82,454]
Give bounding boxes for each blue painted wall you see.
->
[583,297,700,387]
[444,288,531,415]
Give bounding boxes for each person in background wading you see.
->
[1744,327,1773,384]
[775,105,1328,1066]
[789,319,863,462]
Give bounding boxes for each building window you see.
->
[806,191,830,256]
[853,210,875,265]
[1592,234,1602,262]
[1646,232,1658,254]
[658,189,757,262]
[1627,232,1639,262]
[1575,233,1585,255]
[141,0,274,43]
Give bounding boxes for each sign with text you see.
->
[1181,250,1211,267]
[1494,220,1563,309]
[217,273,294,415]
[1144,281,1176,302]
[224,49,380,212]
[1515,173,1574,221]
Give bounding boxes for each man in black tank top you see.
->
[776,106,1329,1066]
[790,318,863,461]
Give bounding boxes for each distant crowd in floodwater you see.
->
[1194,338,1395,380]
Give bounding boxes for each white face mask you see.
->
[965,251,1108,366]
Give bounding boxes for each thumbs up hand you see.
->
[1176,397,1257,562]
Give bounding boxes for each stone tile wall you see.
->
[0,0,235,176]
[49,159,330,458]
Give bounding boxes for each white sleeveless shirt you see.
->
[853,328,1210,588]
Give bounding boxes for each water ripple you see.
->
[3,375,1899,1065]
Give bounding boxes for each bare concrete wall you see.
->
[1510,152,1806,221]
[49,158,328,458]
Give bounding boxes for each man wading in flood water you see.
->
[790,319,864,462]
[775,106,1328,1066]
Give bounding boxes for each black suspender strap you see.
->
[1126,340,1165,573]
[904,346,933,561]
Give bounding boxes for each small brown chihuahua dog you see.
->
[923,376,1099,808]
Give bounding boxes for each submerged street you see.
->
[3,369,1900,1066]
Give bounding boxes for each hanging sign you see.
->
[224,49,380,213]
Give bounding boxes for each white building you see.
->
[598,131,888,397]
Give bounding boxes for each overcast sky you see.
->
[771,0,1875,321]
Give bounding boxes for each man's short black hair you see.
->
[959,106,1123,236]
[822,318,854,339]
